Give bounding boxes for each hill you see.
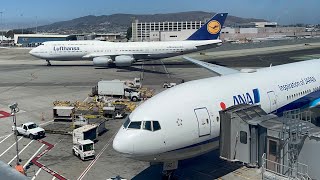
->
[29,11,267,34]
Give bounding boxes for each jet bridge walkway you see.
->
[219,104,320,179]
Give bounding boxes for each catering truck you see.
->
[92,80,140,101]
[72,124,97,160]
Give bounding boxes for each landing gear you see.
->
[162,170,175,180]
[162,161,178,180]
[46,60,51,66]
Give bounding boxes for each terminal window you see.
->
[240,131,247,144]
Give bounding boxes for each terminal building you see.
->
[14,34,69,47]
[131,18,315,42]
[131,19,205,41]
[14,33,123,47]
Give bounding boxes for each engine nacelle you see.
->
[114,55,135,67]
[93,56,112,66]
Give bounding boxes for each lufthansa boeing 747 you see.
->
[29,13,227,66]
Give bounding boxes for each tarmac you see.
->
[0,39,319,180]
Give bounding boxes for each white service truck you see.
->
[72,139,95,161]
[12,122,45,139]
[95,80,140,101]
[72,124,97,160]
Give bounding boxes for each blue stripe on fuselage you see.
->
[275,90,320,115]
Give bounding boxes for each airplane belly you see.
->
[133,138,219,162]
[47,53,87,61]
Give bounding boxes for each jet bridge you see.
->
[219,104,320,179]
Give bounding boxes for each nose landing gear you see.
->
[162,170,176,180]
[162,161,178,180]
[46,60,51,66]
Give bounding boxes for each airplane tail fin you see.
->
[186,13,228,41]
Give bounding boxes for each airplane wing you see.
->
[182,56,240,76]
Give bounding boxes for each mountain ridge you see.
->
[28,11,267,34]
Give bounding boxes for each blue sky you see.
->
[0,0,319,28]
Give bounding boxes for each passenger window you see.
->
[128,121,141,129]
[153,121,161,131]
[143,121,152,131]
[23,126,27,130]
[240,131,247,144]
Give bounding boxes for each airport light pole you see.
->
[20,13,23,34]
[35,16,38,34]
[0,12,3,42]
[9,103,24,174]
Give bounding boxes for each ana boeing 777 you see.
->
[113,57,320,177]
[29,13,227,66]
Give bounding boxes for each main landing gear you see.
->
[46,60,51,66]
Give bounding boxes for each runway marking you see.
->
[39,120,54,126]
[0,133,13,143]
[160,60,171,78]
[32,168,42,180]
[0,110,11,119]
[8,140,34,165]
[77,133,116,180]
[31,139,67,180]
[0,136,23,157]
[23,144,45,169]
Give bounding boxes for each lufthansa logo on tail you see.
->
[207,20,221,35]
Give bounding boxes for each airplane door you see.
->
[194,108,211,137]
[267,91,277,113]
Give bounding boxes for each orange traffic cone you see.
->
[15,164,26,175]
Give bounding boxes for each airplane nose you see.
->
[113,133,134,155]
[29,49,36,56]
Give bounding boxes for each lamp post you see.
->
[0,12,3,43]
[9,103,25,175]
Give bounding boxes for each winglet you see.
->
[182,56,239,76]
[186,13,228,41]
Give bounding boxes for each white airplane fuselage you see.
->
[113,59,320,162]
[29,39,221,61]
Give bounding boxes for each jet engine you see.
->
[93,56,112,66]
[114,55,135,67]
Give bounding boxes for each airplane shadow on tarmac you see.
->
[96,66,169,75]
[132,149,242,180]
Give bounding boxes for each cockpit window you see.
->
[142,121,152,131]
[128,121,141,129]
[153,121,161,131]
[123,118,131,128]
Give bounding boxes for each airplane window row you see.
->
[154,49,183,51]
[117,49,144,52]
[287,89,312,100]
[313,86,320,92]
[123,118,161,131]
